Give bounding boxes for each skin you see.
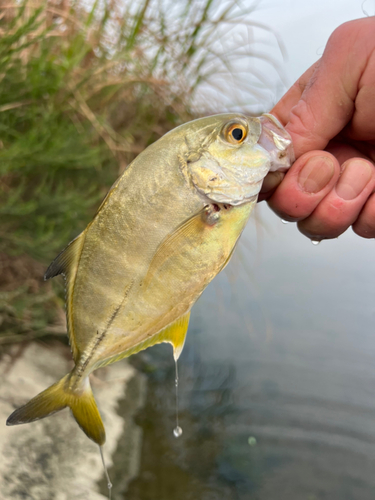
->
[259,17,375,240]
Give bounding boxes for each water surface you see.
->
[127,204,375,500]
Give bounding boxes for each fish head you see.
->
[182,113,294,206]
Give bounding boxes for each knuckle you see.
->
[327,20,361,48]
[288,100,328,153]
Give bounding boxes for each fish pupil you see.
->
[231,128,243,141]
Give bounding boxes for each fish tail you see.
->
[6,374,106,445]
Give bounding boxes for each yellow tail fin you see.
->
[6,374,106,445]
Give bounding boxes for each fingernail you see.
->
[336,160,373,200]
[298,156,335,193]
[261,171,284,193]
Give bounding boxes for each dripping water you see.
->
[311,239,321,246]
[281,219,289,224]
[99,446,113,500]
[173,358,183,438]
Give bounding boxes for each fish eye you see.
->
[223,122,247,145]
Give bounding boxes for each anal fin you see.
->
[154,311,191,360]
[96,312,191,369]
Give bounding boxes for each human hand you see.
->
[259,17,375,240]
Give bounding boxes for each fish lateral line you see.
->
[74,279,135,382]
[74,330,106,383]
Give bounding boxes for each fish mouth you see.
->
[258,113,294,172]
[188,113,294,207]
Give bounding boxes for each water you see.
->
[127,205,375,500]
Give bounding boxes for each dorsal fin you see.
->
[96,312,191,370]
[44,232,86,362]
[44,234,85,280]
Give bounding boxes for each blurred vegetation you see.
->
[0,0,283,344]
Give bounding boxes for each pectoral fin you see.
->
[143,208,209,289]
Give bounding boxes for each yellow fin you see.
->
[44,233,86,362]
[143,209,207,289]
[134,311,191,361]
[6,373,105,445]
[97,312,191,370]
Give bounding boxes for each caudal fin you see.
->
[6,374,106,445]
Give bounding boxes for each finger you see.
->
[352,192,375,238]
[284,19,375,158]
[267,152,340,221]
[337,138,375,164]
[258,171,284,202]
[297,158,375,239]
[345,41,375,141]
[324,140,371,164]
[271,61,319,126]
[259,139,371,203]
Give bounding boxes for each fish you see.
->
[6,113,293,445]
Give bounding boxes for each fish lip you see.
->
[257,113,294,172]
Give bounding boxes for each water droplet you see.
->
[99,446,112,499]
[173,426,183,438]
[311,239,320,246]
[281,219,289,224]
[174,359,182,438]
[248,436,257,447]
